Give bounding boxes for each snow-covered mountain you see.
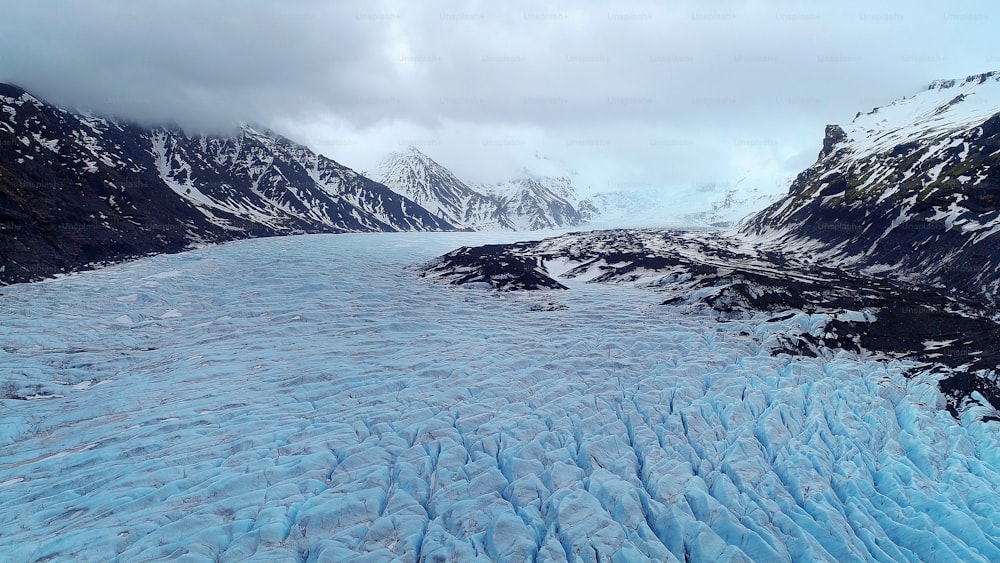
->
[0,84,453,284]
[479,175,585,231]
[376,147,588,231]
[374,146,780,231]
[374,147,511,230]
[742,71,1000,302]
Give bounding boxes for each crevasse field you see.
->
[3,233,1000,562]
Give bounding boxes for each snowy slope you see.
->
[686,184,785,228]
[843,72,1000,160]
[742,71,1000,301]
[4,233,1000,560]
[374,147,512,230]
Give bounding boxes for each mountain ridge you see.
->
[0,84,454,284]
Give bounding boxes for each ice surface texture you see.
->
[420,228,1000,418]
[3,233,1000,561]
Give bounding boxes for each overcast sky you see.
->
[1,0,997,200]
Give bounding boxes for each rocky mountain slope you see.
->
[0,84,452,284]
[742,71,1000,303]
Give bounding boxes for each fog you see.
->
[2,0,995,197]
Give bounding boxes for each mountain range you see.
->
[0,81,799,286]
[0,83,454,284]
[374,147,588,231]
[8,71,999,296]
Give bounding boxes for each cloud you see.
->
[1,0,997,200]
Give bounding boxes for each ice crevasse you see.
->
[1,233,1000,561]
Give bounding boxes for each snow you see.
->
[843,72,1000,161]
[3,232,1000,561]
[30,132,58,153]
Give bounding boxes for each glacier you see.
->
[3,232,1000,561]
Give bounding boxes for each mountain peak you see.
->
[375,146,501,229]
[237,122,284,139]
[381,145,433,165]
[819,124,848,159]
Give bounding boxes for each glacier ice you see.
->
[2,232,1000,561]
